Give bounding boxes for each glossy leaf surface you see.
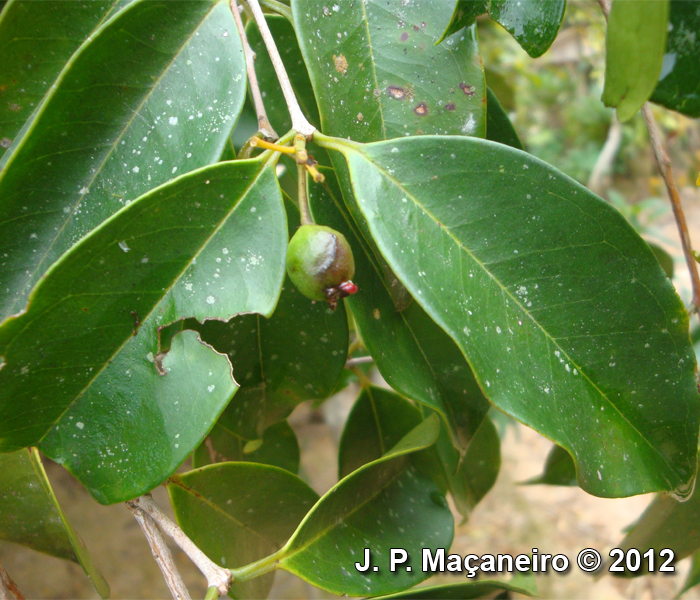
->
[372,572,537,598]
[0,0,131,160]
[193,420,300,473]
[602,0,670,122]
[169,463,319,599]
[0,0,246,320]
[439,0,565,58]
[523,444,577,487]
[650,0,700,118]
[0,158,287,503]
[616,486,700,573]
[278,416,453,596]
[309,169,491,452]
[0,448,109,597]
[325,133,699,498]
[293,0,486,142]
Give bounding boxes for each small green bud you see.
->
[286,224,358,310]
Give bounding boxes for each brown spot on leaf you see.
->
[414,102,428,116]
[400,32,409,41]
[387,85,407,100]
[333,54,348,75]
[459,82,476,96]
[444,103,456,111]
[0,138,11,149]
[357,113,364,121]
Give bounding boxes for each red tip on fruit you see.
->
[339,280,358,295]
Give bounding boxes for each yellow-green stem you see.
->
[297,163,312,225]
[229,548,285,583]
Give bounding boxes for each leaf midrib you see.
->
[280,459,406,565]
[169,476,276,546]
[349,145,679,480]
[6,161,273,445]
[2,0,221,317]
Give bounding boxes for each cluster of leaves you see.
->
[0,0,699,598]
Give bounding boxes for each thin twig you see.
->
[129,495,232,597]
[642,104,700,314]
[127,504,191,600]
[0,562,24,600]
[230,0,278,141]
[345,356,374,368]
[244,0,315,136]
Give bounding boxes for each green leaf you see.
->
[246,15,320,133]
[292,0,486,142]
[309,168,491,453]
[616,484,700,574]
[193,420,300,474]
[370,572,537,598]
[192,283,348,439]
[439,0,565,58]
[523,444,578,487]
[430,412,500,519]
[602,0,670,122]
[0,0,246,320]
[295,0,489,450]
[274,415,453,596]
[319,133,699,498]
[0,157,287,503]
[650,0,700,118]
[338,386,422,479]
[0,0,133,160]
[338,386,499,519]
[0,448,109,598]
[486,88,523,150]
[438,1,487,43]
[677,550,700,598]
[186,195,348,439]
[648,241,674,279]
[168,462,319,600]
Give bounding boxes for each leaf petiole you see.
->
[228,548,285,583]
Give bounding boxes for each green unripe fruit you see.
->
[286,224,358,310]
